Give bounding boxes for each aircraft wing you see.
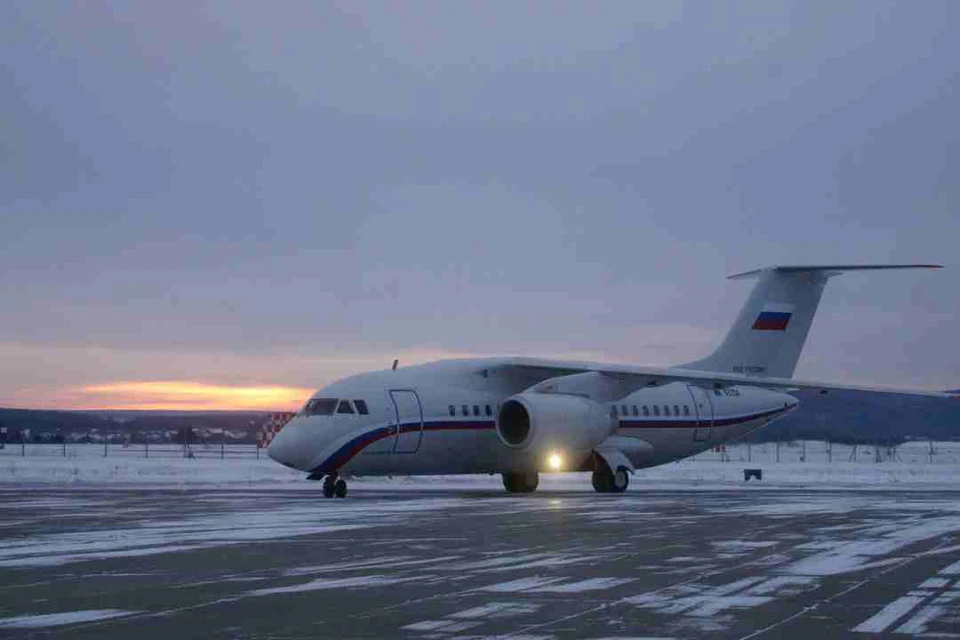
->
[491,357,957,400]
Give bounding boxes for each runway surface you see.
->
[1,486,959,638]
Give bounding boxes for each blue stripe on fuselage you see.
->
[310,420,495,475]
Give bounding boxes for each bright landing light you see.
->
[547,452,564,470]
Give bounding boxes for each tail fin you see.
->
[682,264,941,378]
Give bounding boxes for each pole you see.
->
[747,442,752,463]
[104,437,108,457]
[221,441,224,460]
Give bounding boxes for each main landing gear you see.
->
[592,460,629,494]
[321,473,348,498]
[502,471,539,493]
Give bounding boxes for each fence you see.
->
[0,442,264,460]
[2,440,959,465]
[691,440,960,465]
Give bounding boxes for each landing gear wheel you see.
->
[322,475,336,498]
[611,467,629,494]
[523,472,539,493]
[502,471,539,493]
[334,478,348,498]
[592,458,629,494]
[591,468,611,493]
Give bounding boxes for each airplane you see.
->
[267,264,952,498]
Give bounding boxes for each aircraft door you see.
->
[391,389,424,454]
[686,385,714,442]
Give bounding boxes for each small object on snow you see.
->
[744,468,763,481]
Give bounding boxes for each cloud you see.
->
[0,341,473,409]
[0,1,956,405]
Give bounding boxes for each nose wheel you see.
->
[321,475,348,498]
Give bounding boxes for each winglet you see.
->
[728,264,942,280]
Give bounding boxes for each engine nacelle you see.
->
[496,393,614,456]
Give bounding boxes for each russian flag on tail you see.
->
[752,303,795,331]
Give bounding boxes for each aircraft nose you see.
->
[267,420,311,470]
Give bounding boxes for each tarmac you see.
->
[1,485,959,638]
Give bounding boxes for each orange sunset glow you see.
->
[71,381,315,411]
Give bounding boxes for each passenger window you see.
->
[473,405,480,417]
[449,405,456,417]
[611,405,618,416]
[462,405,469,416]
[643,405,650,416]
[354,400,369,415]
[632,405,638,417]
[336,400,355,414]
[663,405,670,416]
[683,405,690,416]
[673,405,680,416]
[714,389,722,396]
[485,405,492,417]
[621,404,629,415]
[653,405,660,416]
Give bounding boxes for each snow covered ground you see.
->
[1,441,958,489]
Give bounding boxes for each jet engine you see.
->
[496,393,614,457]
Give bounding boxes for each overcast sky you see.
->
[1,1,957,409]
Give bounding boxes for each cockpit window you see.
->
[304,398,338,416]
[354,400,369,415]
[336,400,355,414]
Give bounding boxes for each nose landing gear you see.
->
[321,474,348,498]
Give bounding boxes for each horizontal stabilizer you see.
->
[728,264,942,280]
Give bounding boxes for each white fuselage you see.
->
[267,359,798,477]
